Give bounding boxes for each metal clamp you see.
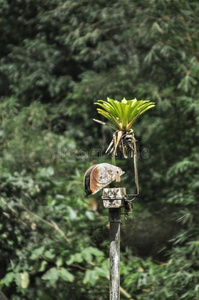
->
[102,187,126,209]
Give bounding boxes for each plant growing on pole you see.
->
[84,97,155,300]
[94,97,155,158]
[94,97,155,199]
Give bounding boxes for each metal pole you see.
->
[109,208,121,300]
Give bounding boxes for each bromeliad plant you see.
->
[94,97,155,158]
[94,97,155,198]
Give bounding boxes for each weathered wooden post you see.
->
[102,187,126,300]
[109,208,121,300]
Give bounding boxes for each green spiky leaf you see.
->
[94,97,155,131]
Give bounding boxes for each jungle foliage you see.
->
[0,0,199,299]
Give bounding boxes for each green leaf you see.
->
[107,98,122,119]
[38,167,54,177]
[20,272,30,289]
[38,261,48,272]
[96,109,117,125]
[83,269,98,286]
[85,210,95,220]
[59,268,74,282]
[1,272,15,286]
[66,252,83,265]
[95,267,108,277]
[67,206,77,220]
[82,247,104,262]
[42,268,59,285]
[30,246,45,260]
[44,250,55,260]
[56,257,63,268]
[95,100,118,118]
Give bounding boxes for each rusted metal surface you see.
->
[83,163,124,195]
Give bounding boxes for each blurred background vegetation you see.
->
[0,0,199,299]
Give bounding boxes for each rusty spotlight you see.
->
[83,163,125,196]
